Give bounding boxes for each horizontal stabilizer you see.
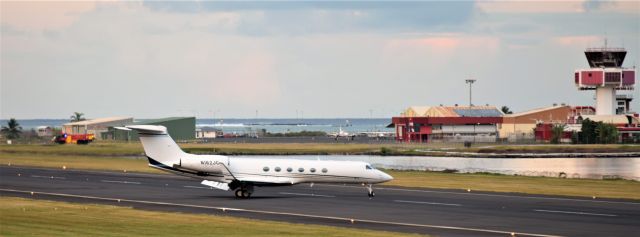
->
[125,125,168,135]
[201,180,230,191]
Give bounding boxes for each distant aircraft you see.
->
[358,131,395,138]
[119,125,393,198]
[327,126,356,140]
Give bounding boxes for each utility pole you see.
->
[465,79,476,107]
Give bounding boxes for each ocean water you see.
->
[0,118,393,134]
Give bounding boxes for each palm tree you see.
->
[501,106,513,114]
[70,112,86,122]
[550,123,566,144]
[1,118,22,139]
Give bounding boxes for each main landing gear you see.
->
[230,180,253,199]
[234,189,252,198]
[366,184,375,198]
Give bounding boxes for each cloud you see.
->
[1,1,638,118]
[476,0,639,14]
[0,1,96,31]
[553,35,601,46]
[142,1,477,35]
[583,0,640,13]
[476,1,585,13]
[385,35,500,54]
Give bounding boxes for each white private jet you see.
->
[120,125,393,198]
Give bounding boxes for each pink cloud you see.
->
[386,35,499,53]
[477,1,585,13]
[1,1,96,31]
[553,36,601,46]
[476,0,639,14]
[215,53,281,105]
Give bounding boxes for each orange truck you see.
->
[53,133,95,145]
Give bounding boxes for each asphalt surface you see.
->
[1,165,639,237]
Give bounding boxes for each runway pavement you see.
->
[1,165,639,237]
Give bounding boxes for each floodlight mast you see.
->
[465,79,476,107]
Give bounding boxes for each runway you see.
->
[1,165,639,237]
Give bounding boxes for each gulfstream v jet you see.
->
[121,125,393,198]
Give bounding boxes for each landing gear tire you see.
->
[235,189,252,199]
[366,184,375,198]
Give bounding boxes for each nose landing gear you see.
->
[366,184,375,198]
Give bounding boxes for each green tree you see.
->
[501,106,513,114]
[550,123,566,144]
[70,112,86,122]
[579,118,619,144]
[1,118,22,139]
[579,119,598,144]
[596,122,619,144]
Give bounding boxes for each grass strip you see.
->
[0,197,425,237]
[2,143,638,157]
[384,170,640,200]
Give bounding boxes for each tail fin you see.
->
[125,125,184,166]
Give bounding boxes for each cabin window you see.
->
[263,167,269,172]
[287,167,293,172]
[365,165,373,170]
[275,167,281,172]
[298,168,305,172]
[322,168,328,173]
[310,168,316,173]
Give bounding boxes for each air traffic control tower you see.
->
[575,44,636,115]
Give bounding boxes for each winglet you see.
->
[125,125,168,135]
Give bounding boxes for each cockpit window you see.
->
[366,164,373,170]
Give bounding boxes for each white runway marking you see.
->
[317,184,640,205]
[0,188,562,237]
[534,209,617,217]
[279,192,335,198]
[30,175,65,180]
[184,185,211,189]
[394,200,462,206]
[100,180,141,185]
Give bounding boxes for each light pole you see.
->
[465,79,476,107]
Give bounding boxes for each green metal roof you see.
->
[132,117,195,125]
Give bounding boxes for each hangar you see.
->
[499,105,573,141]
[104,117,196,141]
[390,106,503,143]
[63,117,134,140]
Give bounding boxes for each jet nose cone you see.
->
[379,171,393,182]
[384,173,394,182]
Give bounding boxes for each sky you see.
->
[1,1,639,119]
